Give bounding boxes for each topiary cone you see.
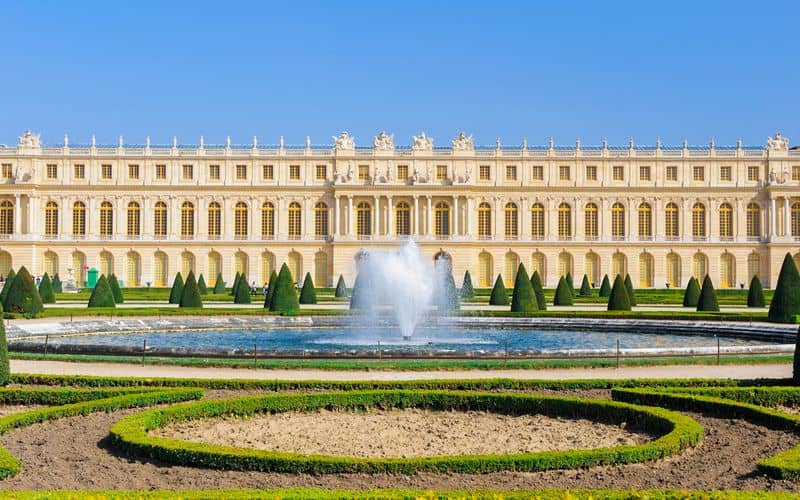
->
[0,302,9,385]
[460,270,475,299]
[168,272,184,304]
[299,273,317,305]
[3,266,44,317]
[769,253,800,323]
[197,274,208,295]
[179,271,203,308]
[599,274,611,297]
[231,272,241,296]
[488,275,508,306]
[87,275,115,308]
[553,276,573,306]
[565,272,575,296]
[747,275,765,308]
[233,273,252,304]
[683,277,701,307]
[607,274,632,311]
[624,274,637,306]
[38,272,56,304]
[696,275,720,312]
[794,325,800,385]
[530,270,547,311]
[579,274,592,297]
[52,273,62,294]
[334,275,348,298]
[439,270,460,311]
[270,263,299,313]
[0,269,16,305]
[212,273,226,294]
[264,270,278,308]
[510,264,537,314]
[108,274,124,304]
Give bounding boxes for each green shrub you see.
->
[0,269,16,307]
[197,274,208,295]
[270,264,299,313]
[624,274,637,306]
[2,266,43,317]
[510,264,537,313]
[607,274,632,311]
[168,273,184,304]
[212,273,226,294]
[488,275,508,306]
[0,305,8,385]
[87,275,116,308]
[795,326,800,385]
[179,271,203,308]
[264,270,278,308]
[565,271,575,296]
[51,273,62,293]
[599,274,611,297]
[747,275,765,308]
[108,274,124,304]
[579,274,591,296]
[553,276,573,306]
[769,253,800,323]
[438,269,460,311]
[334,275,348,298]
[530,270,547,311]
[299,273,317,305]
[696,275,720,312]
[38,272,56,304]
[682,277,701,307]
[460,270,475,299]
[233,274,251,304]
[231,272,242,296]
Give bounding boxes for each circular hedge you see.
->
[110,390,702,474]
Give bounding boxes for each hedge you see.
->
[697,275,720,312]
[168,273,184,304]
[212,273,226,294]
[488,275,508,306]
[460,270,474,299]
[0,268,15,305]
[87,274,115,308]
[510,264,536,313]
[769,253,800,323]
[683,277,701,307]
[232,273,252,304]
[530,270,547,311]
[299,273,317,305]
[197,274,208,295]
[748,275,766,308]
[624,274,637,307]
[607,274,631,311]
[334,275,348,298]
[0,314,8,385]
[51,273,62,294]
[270,263,299,312]
[3,266,43,317]
[179,271,203,308]
[579,274,591,297]
[553,276,573,306]
[109,273,124,304]
[263,270,278,308]
[599,274,611,298]
[38,272,55,304]
[110,389,702,474]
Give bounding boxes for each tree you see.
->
[230,272,241,296]
[299,273,317,305]
[334,275,348,298]
[87,274,115,308]
[624,274,637,306]
[212,273,226,294]
[3,267,44,317]
[460,270,475,299]
[108,274,124,304]
[264,270,278,308]
[553,276,574,306]
[530,270,547,311]
[233,273,252,304]
[488,275,508,306]
[197,274,208,295]
[168,272,184,304]
[599,275,611,298]
[38,272,56,304]
[0,303,9,385]
[607,274,632,311]
[682,277,701,307]
[52,273,62,293]
[510,264,537,313]
[579,274,592,297]
[769,253,800,323]
[269,263,299,313]
[565,272,575,296]
[179,271,203,308]
[747,275,766,308]
[0,269,16,305]
[696,275,720,312]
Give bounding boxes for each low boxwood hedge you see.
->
[109,389,702,474]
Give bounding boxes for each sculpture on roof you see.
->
[333,131,355,150]
[767,132,789,151]
[452,132,474,151]
[17,130,40,148]
[373,131,394,150]
[412,132,433,151]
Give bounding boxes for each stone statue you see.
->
[465,165,472,183]
[769,169,777,184]
[226,136,231,148]
[412,132,433,151]
[387,164,394,182]
[767,132,789,151]
[426,164,433,182]
[306,136,311,149]
[279,136,285,148]
[172,136,177,148]
[451,132,474,151]
[17,130,40,148]
[346,162,354,181]
[333,131,355,150]
[410,166,419,183]
[373,131,394,150]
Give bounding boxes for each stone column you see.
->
[770,197,777,237]
[13,194,20,235]
[347,195,354,236]
[387,196,394,237]
[465,197,472,237]
[452,195,458,237]
[333,196,340,237]
[784,197,791,237]
[413,195,419,236]
[426,195,433,237]
[276,197,284,238]
[373,196,379,237]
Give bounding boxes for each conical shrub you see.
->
[212,273,226,294]
[769,253,800,323]
[349,272,371,310]
[683,277,701,307]
[565,272,575,296]
[794,326,800,384]
[87,275,115,308]
[530,270,547,311]
[510,264,537,313]
[0,269,16,305]
[231,272,241,296]
[168,272,184,304]
[197,274,208,295]
[696,275,720,312]
[269,263,298,313]
[438,270,460,311]
[108,274,124,304]
[0,304,9,385]
[52,273,62,293]
[3,267,43,317]
[299,273,317,305]
[599,275,611,297]
[607,274,631,311]
[334,275,347,298]
[179,271,203,308]
[233,274,251,304]
[460,270,474,299]
[488,275,508,306]
[747,275,765,308]
[264,270,278,308]
[553,276,573,306]
[624,274,637,306]
[579,274,592,297]
[38,272,56,304]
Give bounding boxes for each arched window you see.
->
[43,251,58,277]
[719,203,733,240]
[288,202,302,239]
[127,202,140,237]
[44,201,59,237]
[478,251,493,287]
[153,252,167,287]
[557,202,572,239]
[71,251,86,286]
[126,252,141,287]
[261,202,274,239]
[531,252,546,284]
[180,202,195,239]
[720,253,735,288]
[477,202,492,239]
[612,252,627,278]
[395,201,410,236]
[639,253,654,288]
[234,251,248,278]
[692,203,706,240]
[181,251,195,276]
[99,251,113,277]
[207,202,221,239]
[503,252,519,286]
[207,252,221,285]
[584,252,599,286]
[792,202,800,240]
[0,252,9,279]
[314,202,329,239]
[747,252,761,281]
[288,251,302,283]
[154,201,167,238]
[261,251,275,285]
[746,202,761,239]
[356,202,371,239]
[530,203,544,239]
[503,203,518,240]
[558,251,573,279]
[435,202,450,239]
[693,253,707,281]
[234,202,248,240]
[666,253,681,288]
[665,202,679,240]
[315,251,328,287]
[611,202,625,240]
[99,201,113,237]
[0,201,13,235]
[584,203,598,240]
[72,202,86,237]
[638,203,652,239]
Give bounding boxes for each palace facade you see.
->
[1,130,798,290]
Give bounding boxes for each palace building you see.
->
[0,129,798,290]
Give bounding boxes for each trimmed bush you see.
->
[696,275,720,312]
[747,275,765,308]
[0,306,8,385]
[349,272,368,310]
[553,276,573,306]
[108,274,124,304]
[438,270,460,311]
[510,264,537,313]
[2,266,43,317]
[769,253,800,323]
[87,275,116,308]
[263,270,278,308]
[52,273,62,294]
[607,274,632,311]
[0,269,15,306]
[269,263,299,313]
[599,274,611,297]
[233,275,251,305]
[624,274,637,306]
[197,274,208,295]
[460,270,474,299]
[299,273,317,305]
[231,272,242,296]
[565,272,575,296]
[682,277,701,307]
[179,271,203,308]
[212,273,226,294]
[168,273,184,304]
[530,270,547,311]
[334,275,347,298]
[38,272,56,304]
[488,275,508,306]
[795,326,800,385]
[579,274,591,297]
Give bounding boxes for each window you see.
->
[262,164,274,180]
[356,202,371,239]
[746,202,761,239]
[503,203,518,240]
[665,165,678,181]
[315,165,327,181]
[434,202,450,238]
[719,203,733,240]
[504,252,519,286]
[720,165,732,182]
[396,165,408,181]
[155,164,166,179]
[46,164,57,179]
[479,165,491,180]
[126,252,140,287]
[207,202,221,239]
[72,202,86,236]
[611,202,625,240]
[44,201,58,237]
[692,203,706,239]
[666,253,681,288]
[234,202,248,239]
[101,164,112,179]
[288,202,302,238]
[531,203,545,239]
[154,202,167,238]
[99,201,113,237]
[436,165,448,181]
[209,165,220,180]
[261,202,275,239]
[665,202,679,240]
[584,203,598,240]
[128,164,139,180]
[638,203,652,239]
[505,165,517,181]
[639,253,654,288]
[478,252,493,287]
[314,202,329,239]
[720,253,735,288]
[180,202,194,239]
[692,166,704,181]
[477,202,492,239]
[639,166,651,181]
[748,253,761,281]
[612,165,624,181]
[289,165,300,180]
[557,202,572,239]
[559,165,570,180]
[126,202,140,237]
[395,202,410,236]
[358,165,369,181]
[235,164,247,180]
[747,165,760,182]
[793,166,800,182]
[693,253,707,281]
[74,164,85,179]
[1,164,11,179]
[531,165,543,180]
[182,164,193,180]
[585,165,597,181]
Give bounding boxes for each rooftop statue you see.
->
[17,130,40,148]
[373,131,394,150]
[333,131,355,150]
[767,132,789,151]
[452,132,474,151]
[412,132,433,151]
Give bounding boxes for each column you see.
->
[333,196,340,237]
[13,194,20,235]
[465,197,472,237]
[452,195,458,237]
[347,196,354,236]
[276,197,284,238]
[29,195,39,238]
[413,195,419,236]
[770,197,777,237]
[169,196,177,238]
[784,197,791,237]
[61,196,70,239]
[302,197,310,238]
[426,195,433,237]
[373,195,379,237]
[116,197,125,239]
[387,196,394,237]
[628,198,636,241]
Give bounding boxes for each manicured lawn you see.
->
[468,287,774,306]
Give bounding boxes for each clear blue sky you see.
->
[2,1,797,147]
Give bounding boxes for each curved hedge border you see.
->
[611,386,800,480]
[110,389,702,474]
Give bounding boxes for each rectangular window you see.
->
[397,165,408,181]
[639,166,651,181]
[531,165,543,180]
[358,165,369,181]
[46,164,58,179]
[315,164,327,180]
[436,165,448,181]
[182,164,193,180]
[612,165,624,181]
[559,165,571,180]
[793,165,800,181]
[747,165,760,182]
[128,164,139,179]
[289,165,300,180]
[692,165,705,181]
[262,164,274,180]
[585,165,597,181]
[0,164,11,179]
[73,164,85,179]
[479,165,491,180]
[505,165,517,181]
[101,164,112,179]
[235,164,247,180]
[208,164,220,180]
[665,165,678,181]
[155,164,166,180]
[720,165,732,182]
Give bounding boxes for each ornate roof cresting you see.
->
[451,132,474,151]
[333,131,355,150]
[17,129,40,148]
[412,132,433,151]
[767,132,789,151]
[373,131,394,150]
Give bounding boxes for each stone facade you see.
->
[0,130,798,289]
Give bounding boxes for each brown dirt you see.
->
[0,405,44,417]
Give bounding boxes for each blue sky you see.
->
[1,1,797,147]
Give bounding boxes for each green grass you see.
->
[468,287,775,306]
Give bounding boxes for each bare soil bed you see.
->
[154,408,649,458]
[0,405,44,417]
